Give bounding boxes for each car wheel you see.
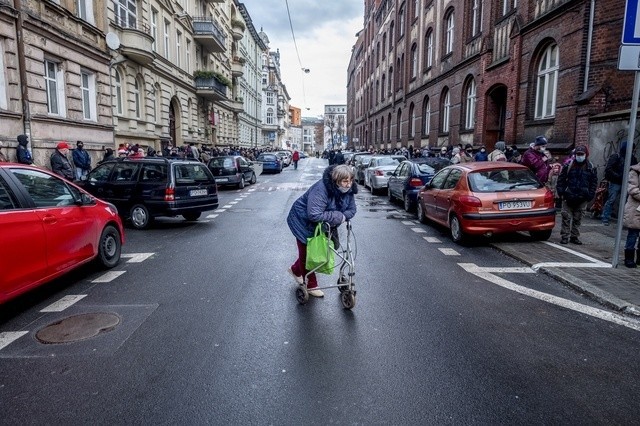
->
[530,229,552,241]
[403,193,413,212]
[130,204,152,229]
[183,212,201,221]
[450,215,465,244]
[97,225,121,268]
[238,176,245,189]
[250,172,257,184]
[417,202,427,223]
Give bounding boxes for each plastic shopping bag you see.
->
[305,222,335,275]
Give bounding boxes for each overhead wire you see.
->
[284,0,309,109]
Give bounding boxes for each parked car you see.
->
[275,151,292,167]
[353,154,374,184]
[207,155,257,189]
[256,153,283,173]
[387,157,451,211]
[348,152,371,167]
[416,162,556,243]
[0,163,124,304]
[364,156,405,193]
[82,157,219,229]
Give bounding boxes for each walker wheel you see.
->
[340,291,356,310]
[296,287,309,304]
[337,276,349,293]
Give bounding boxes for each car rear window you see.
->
[468,169,542,192]
[174,164,214,185]
[210,157,235,168]
[376,157,399,166]
[258,155,276,161]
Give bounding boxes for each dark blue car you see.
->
[257,153,283,174]
[387,157,451,211]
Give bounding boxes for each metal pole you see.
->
[612,70,640,267]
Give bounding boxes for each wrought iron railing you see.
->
[192,17,226,43]
[113,14,151,34]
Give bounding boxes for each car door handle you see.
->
[42,215,57,224]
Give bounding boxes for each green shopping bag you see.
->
[305,222,335,275]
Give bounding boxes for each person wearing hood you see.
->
[72,140,91,181]
[521,136,551,184]
[488,141,507,162]
[622,162,640,267]
[286,164,357,297]
[474,145,488,161]
[557,144,598,245]
[602,141,638,226]
[16,134,33,165]
[50,141,74,181]
[451,147,462,164]
[99,148,115,164]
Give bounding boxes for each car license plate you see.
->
[499,200,532,210]
[190,189,208,196]
[215,178,228,183]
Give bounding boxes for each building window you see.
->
[502,0,516,16]
[152,85,160,123]
[81,70,96,121]
[387,112,392,141]
[44,59,65,116]
[0,41,7,110]
[382,33,387,58]
[267,91,274,105]
[266,108,274,124]
[422,96,430,135]
[535,43,559,119]
[186,39,191,73]
[465,78,477,129]
[409,103,416,138]
[411,43,418,78]
[114,0,137,28]
[396,108,402,140]
[425,29,433,68]
[398,6,405,38]
[441,88,450,133]
[176,30,182,68]
[381,74,386,101]
[414,0,419,19]
[114,70,123,115]
[388,67,393,95]
[471,0,481,37]
[133,77,141,119]
[163,19,170,59]
[77,0,94,24]
[444,10,454,55]
[150,9,158,51]
[389,22,394,49]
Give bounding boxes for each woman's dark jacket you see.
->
[287,165,357,244]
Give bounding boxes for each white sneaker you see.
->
[288,268,303,285]
[308,288,324,297]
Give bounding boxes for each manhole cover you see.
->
[36,312,120,344]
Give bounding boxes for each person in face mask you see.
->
[474,145,488,161]
[286,164,357,297]
[557,144,598,245]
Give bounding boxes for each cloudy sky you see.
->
[240,0,363,118]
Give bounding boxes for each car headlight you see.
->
[105,202,119,216]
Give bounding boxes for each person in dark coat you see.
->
[474,146,488,161]
[521,136,551,184]
[602,141,637,226]
[98,148,115,164]
[334,149,345,165]
[16,134,33,165]
[50,141,74,180]
[557,144,598,245]
[287,164,357,297]
[72,140,91,181]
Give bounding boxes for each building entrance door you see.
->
[485,85,507,149]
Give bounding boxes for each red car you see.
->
[0,163,124,304]
[417,162,556,243]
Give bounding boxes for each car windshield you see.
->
[468,169,542,192]
[210,157,234,168]
[375,157,399,167]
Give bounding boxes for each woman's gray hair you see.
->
[331,164,354,182]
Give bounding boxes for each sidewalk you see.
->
[490,214,640,317]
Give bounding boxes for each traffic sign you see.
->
[623,0,640,45]
[619,45,640,70]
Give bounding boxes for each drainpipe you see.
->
[583,0,595,92]
[14,0,31,147]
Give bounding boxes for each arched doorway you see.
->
[484,84,507,149]
[169,98,181,147]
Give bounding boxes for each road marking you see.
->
[402,221,414,225]
[532,262,612,271]
[542,242,609,265]
[229,201,238,205]
[234,198,243,201]
[92,271,126,283]
[439,248,460,256]
[459,263,640,332]
[423,237,441,243]
[411,227,427,233]
[0,332,28,351]
[222,204,232,208]
[206,214,218,219]
[248,188,257,192]
[214,209,227,213]
[122,253,154,263]
[40,295,87,312]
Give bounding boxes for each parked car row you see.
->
[360,158,556,244]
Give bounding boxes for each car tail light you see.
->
[374,170,384,176]
[409,178,423,187]
[165,186,175,201]
[459,195,482,207]
[544,189,554,205]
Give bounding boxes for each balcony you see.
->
[231,19,245,41]
[114,17,155,65]
[228,99,243,113]
[193,17,226,53]
[195,77,228,101]
[231,57,244,77]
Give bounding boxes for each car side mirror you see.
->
[77,192,96,206]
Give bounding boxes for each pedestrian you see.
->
[72,140,91,181]
[0,142,8,162]
[602,141,637,226]
[474,146,488,161]
[556,144,598,245]
[460,144,474,163]
[50,141,74,180]
[546,161,563,208]
[98,148,115,164]
[521,135,551,184]
[16,134,33,165]
[488,141,507,162]
[451,147,462,164]
[622,162,640,267]
[438,146,449,159]
[286,164,357,297]
[292,149,300,170]
[334,149,345,165]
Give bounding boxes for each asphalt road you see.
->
[1,157,640,424]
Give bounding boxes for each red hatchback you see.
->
[417,162,556,243]
[0,163,124,304]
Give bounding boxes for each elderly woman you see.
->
[623,162,640,267]
[287,164,357,297]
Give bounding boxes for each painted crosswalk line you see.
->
[92,271,126,283]
[0,332,29,351]
[40,295,87,312]
[423,236,441,243]
[121,253,154,263]
[439,248,460,256]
